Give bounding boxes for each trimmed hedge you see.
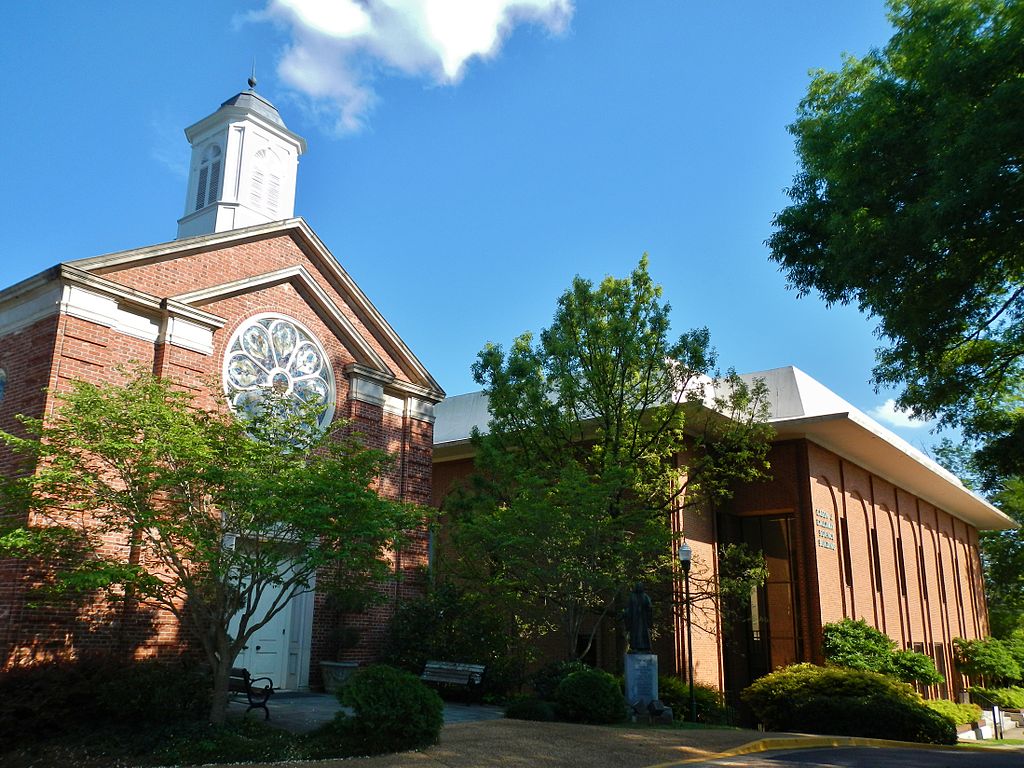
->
[969,685,1024,709]
[555,669,626,724]
[924,699,982,726]
[0,656,209,749]
[742,664,956,745]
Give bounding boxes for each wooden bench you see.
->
[229,667,274,720]
[421,661,486,701]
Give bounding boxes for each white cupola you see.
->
[176,75,307,239]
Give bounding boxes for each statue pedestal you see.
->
[624,653,658,708]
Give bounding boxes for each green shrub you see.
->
[954,637,1022,685]
[657,676,730,724]
[555,669,626,724]
[886,649,944,686]
[822,618,895,672]
[504,696,556,721]
[969,685,1024,709]
[156,719,303,765]
[331,665,443,755]
[532,659,591,701]
[0,656,209,748]
[741,664,956,745]
[382,582,530,696]
[925,699,982,726]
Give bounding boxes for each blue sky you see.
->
[0,2,939,447]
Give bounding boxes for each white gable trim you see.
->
[172,265,392,374]
[65,218,445,400]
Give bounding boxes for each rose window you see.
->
[224,315,335,429]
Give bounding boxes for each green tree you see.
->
[823,618,897,672]
[0,371,420,723]
[446,257,774,659]
[953,636,1022,686]
[767,0,1024,464]
[823,619,944,686]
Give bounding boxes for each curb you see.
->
[642,734,1015,767]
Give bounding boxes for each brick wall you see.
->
[806,441,987,698]
[0,233,435,681]
[0,314,61,667]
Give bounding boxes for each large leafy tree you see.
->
[934,440,1024,636]
[446,257,773,659]
[0,371,420,723]
[768,0,1024,466]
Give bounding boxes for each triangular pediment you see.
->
[66,218,444,400]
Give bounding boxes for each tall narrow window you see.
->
[194,144,223,211]
[870,528,883,593]
[840,517,854,586]
[896,539,908,597]
[919,543,929,601]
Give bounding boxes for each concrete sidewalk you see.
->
[228,692,504,733]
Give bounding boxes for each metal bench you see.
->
[229,666,274,719]
[421,661,486,701]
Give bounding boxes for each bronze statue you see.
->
[624,582,653,653]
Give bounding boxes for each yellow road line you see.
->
[643,735,1013,767]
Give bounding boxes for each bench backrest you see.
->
[422,661,486,685]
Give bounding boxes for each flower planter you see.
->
[320,660,358,693]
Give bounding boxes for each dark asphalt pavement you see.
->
[692,746,1024,767]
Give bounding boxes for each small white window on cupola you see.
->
[194,144,223,211]
[249,148,282,217]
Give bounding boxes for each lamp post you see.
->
[678,541,696,723]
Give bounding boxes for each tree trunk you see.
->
[209,637,232,724]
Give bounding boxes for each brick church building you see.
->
[0,82,1015,702]
[0,83,443,690]
[433,366,1016,702]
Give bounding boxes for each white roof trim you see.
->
[433,366,1015,531]
[66,218,444,400]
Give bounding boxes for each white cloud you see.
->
[868,399,933,430]
[256,0,573,134]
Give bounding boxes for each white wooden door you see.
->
[231,578,291,689]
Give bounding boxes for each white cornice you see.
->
[184,106,307,154]
[0,265,224,352]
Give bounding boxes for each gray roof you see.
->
[220,90,285,127]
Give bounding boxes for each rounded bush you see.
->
[504,696,556,722]
[658,676,730,723]
[532,659,591,701]
[555,669,625,724]
[334,665,444,755]
[742,664,956,745]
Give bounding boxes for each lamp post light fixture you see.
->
[678,541,697,723]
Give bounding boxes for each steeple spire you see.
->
[248,59,257,91]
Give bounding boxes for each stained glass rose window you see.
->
[223,315,335,429]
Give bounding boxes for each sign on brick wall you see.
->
[814,507,837,550]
